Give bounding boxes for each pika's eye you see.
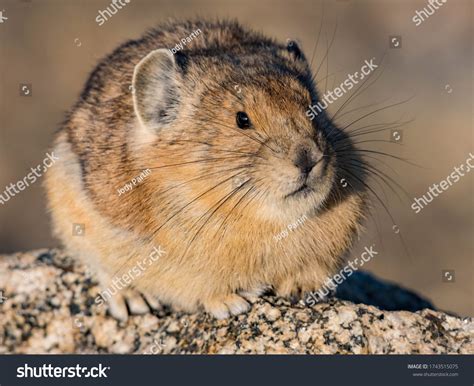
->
[236,111,251,129]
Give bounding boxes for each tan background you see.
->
[0,0,472,315]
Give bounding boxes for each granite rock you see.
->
[0,249,472,354]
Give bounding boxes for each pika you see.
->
[44,19,366,320]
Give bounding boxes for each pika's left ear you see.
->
[132,48,183,131]
[285,39,306,61]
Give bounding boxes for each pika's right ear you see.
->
[132,49,181,131]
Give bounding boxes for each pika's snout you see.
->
[291,139,324,177]
[293,142,323,176]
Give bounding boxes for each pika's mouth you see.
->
[285,183,313,198]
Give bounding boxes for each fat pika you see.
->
[44,19,367,321]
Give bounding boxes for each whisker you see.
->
[312,19,338,86]
[156,164,254,196]
[215,181,261,241]
[343,159,409,202]
[331,50,388,121]
[180,178,252,260]
[345,119,414,139]
[340,95,416,132]
[309,1,325,70]
[339,166,412,259]
[335,147,420,167]
[334,95,394,122]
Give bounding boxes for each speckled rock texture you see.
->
[0,249,472,354]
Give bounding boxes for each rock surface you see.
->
[0,249,472,354]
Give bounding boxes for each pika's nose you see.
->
[293,145,323,175]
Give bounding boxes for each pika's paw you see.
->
[202,294,250,319]
[106,289,162,322]
[239,284,272,301]
[275,277,302,298]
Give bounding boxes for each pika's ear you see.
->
[132,49,181,130]
[284,39,306,62]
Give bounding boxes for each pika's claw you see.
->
[142,292,162,311]
[203,294,250,319]
[124,290,150,315]
[104,289,160,322]
[240,284,272,301]
[107,294,129,322]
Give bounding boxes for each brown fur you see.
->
[44,19,366,320]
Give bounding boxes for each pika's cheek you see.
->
[255,162,298,194]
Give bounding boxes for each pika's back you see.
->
[76,19,285,110]
[67,19,311,142]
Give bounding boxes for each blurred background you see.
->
[0,0,472,316]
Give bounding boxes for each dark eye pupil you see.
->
[236,111,251,129]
